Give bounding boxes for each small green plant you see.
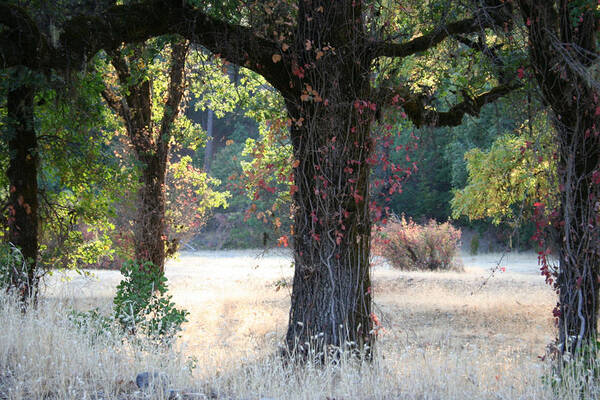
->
[68,308,116,343]
[0,242,39,298]
[113,260,189,343]
[543,340,600,399]
[470,233,480,255]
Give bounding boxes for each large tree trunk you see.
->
[555,121,600,354]
[283,1,375,356]
[285,102,374,357]
[519,1,600,355]
[6,83,39,300]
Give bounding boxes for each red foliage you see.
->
[373,216,462,271]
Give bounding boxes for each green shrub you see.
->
[68,308,116,343]
[113,260,189,342]
[373,216,462,271]
[69,260,188,345]
[0,243,39,298]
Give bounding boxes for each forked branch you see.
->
[377,83,520,127]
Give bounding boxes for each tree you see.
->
[517,0,600,355]
[176,0,516,355]
[0,0,518,353]
[101,39,189,273]
[0,0,132,300]
[451,113,555,225]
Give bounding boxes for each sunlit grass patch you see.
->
[2,250,596,399]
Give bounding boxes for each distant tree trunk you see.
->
[519,0,600,354]
[102,40,188,273]
[203,108,214,173]
[135,151,168,272]
[6,82,39,300]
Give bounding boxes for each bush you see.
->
[113,260,189,343]
[68,308,116,343]
[373,216,462,271]
[68,260,188,345]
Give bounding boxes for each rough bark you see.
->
[285,106,374,356]
[555,119,600,354]
[519,0,600,354]
[6,82,39,300]
[280,1,376,356]
[135,153,167,272]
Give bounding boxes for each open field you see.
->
[3,250,593,399]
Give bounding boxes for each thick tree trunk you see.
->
[6,83,39,300]
[135,153,167,273]
[282,1,375,355]
[285,107,374,356]
[555,118,600,354]
[519,1,600,355]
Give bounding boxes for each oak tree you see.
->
[1,1,516,352]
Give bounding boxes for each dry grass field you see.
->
[2,249,597,399]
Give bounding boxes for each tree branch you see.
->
[106,49,131,89]
[158,39,189,162]
[1,1,286,91]
[455,35,510,84]
[371,17,482,58]
[430,84,520,126]
[377,83,520,127]
[100,87,124,118]
[371,0,514,60]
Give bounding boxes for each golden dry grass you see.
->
[2,249,597,399]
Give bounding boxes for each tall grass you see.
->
[0,292,559,400]
[0,294,191,399]
[1,249,599,399]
